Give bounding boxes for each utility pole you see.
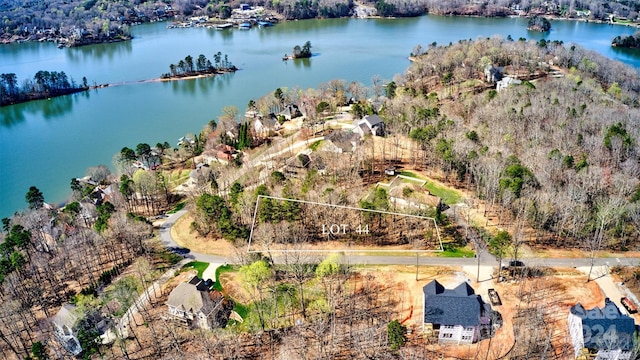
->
[415,251,419,281]
[477,248,480,283]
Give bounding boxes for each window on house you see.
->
[462,336,472,341]
[464,327,474,332]
[442,333,453,338]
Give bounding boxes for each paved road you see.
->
[160,210,640,268]
[158,210,228,264]
[159,132,640,270]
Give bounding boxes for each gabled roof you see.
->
[167,282,217,315]
[423,280,489,327]
[570,299,637,351]
[453,282,475,296]
[363,114,384,126]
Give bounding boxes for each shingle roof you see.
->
[423,280,489,327]
[363,114,383,126]
[167,282,218,315]
[570,299,637,351]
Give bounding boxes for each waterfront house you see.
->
[177,136,195,147]
[423,280,497,344]
[166,276,226,330]
[253,115,281,137]
[279,104,302,120]
[568,299,637,359]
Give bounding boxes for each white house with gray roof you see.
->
[423,280,496,344]
[352,114,385,137]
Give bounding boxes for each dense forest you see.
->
[4,0,640,45]
[0,71,88,106]
[395,37,640,251]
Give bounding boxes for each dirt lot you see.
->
[363,264,606,360]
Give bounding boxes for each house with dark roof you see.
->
[166,276,228,330]
[326,130,361,153]
[284,153,312,178]
[568,299,637,360]
[423,280,497,344]
[352,114,385,137]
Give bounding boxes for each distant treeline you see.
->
[1,71,88,106]
[162,52,237,78]
[5,0,640,46]
[612,31,640,48]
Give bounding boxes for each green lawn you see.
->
[213,264,236,291]
[437,245,475,258]
[398,171,463,204]
[166,170,191,189]
[425,181,462,205]
[183,261,209,278]
[399,170,419,178]
[309,140,323,151]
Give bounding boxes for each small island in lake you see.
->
[612,31,640,48]
[161,52,237,79]
[283,41,312,60]
[527,16,551,32]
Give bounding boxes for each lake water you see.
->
[1,16,639,218]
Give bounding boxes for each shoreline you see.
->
[1,87,89,107]
[1,71,238,106]
[2,12,639,47]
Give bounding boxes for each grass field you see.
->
[399,171,463,204]
[182,261,209,278]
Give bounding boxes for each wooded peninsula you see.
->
[0,71,88,106]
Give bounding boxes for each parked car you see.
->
[168,246,190,256]
[621,297,638,314]
[501,260,525,270]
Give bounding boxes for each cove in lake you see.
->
[1,15,639,218]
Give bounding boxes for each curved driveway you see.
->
[158,209,228,264]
